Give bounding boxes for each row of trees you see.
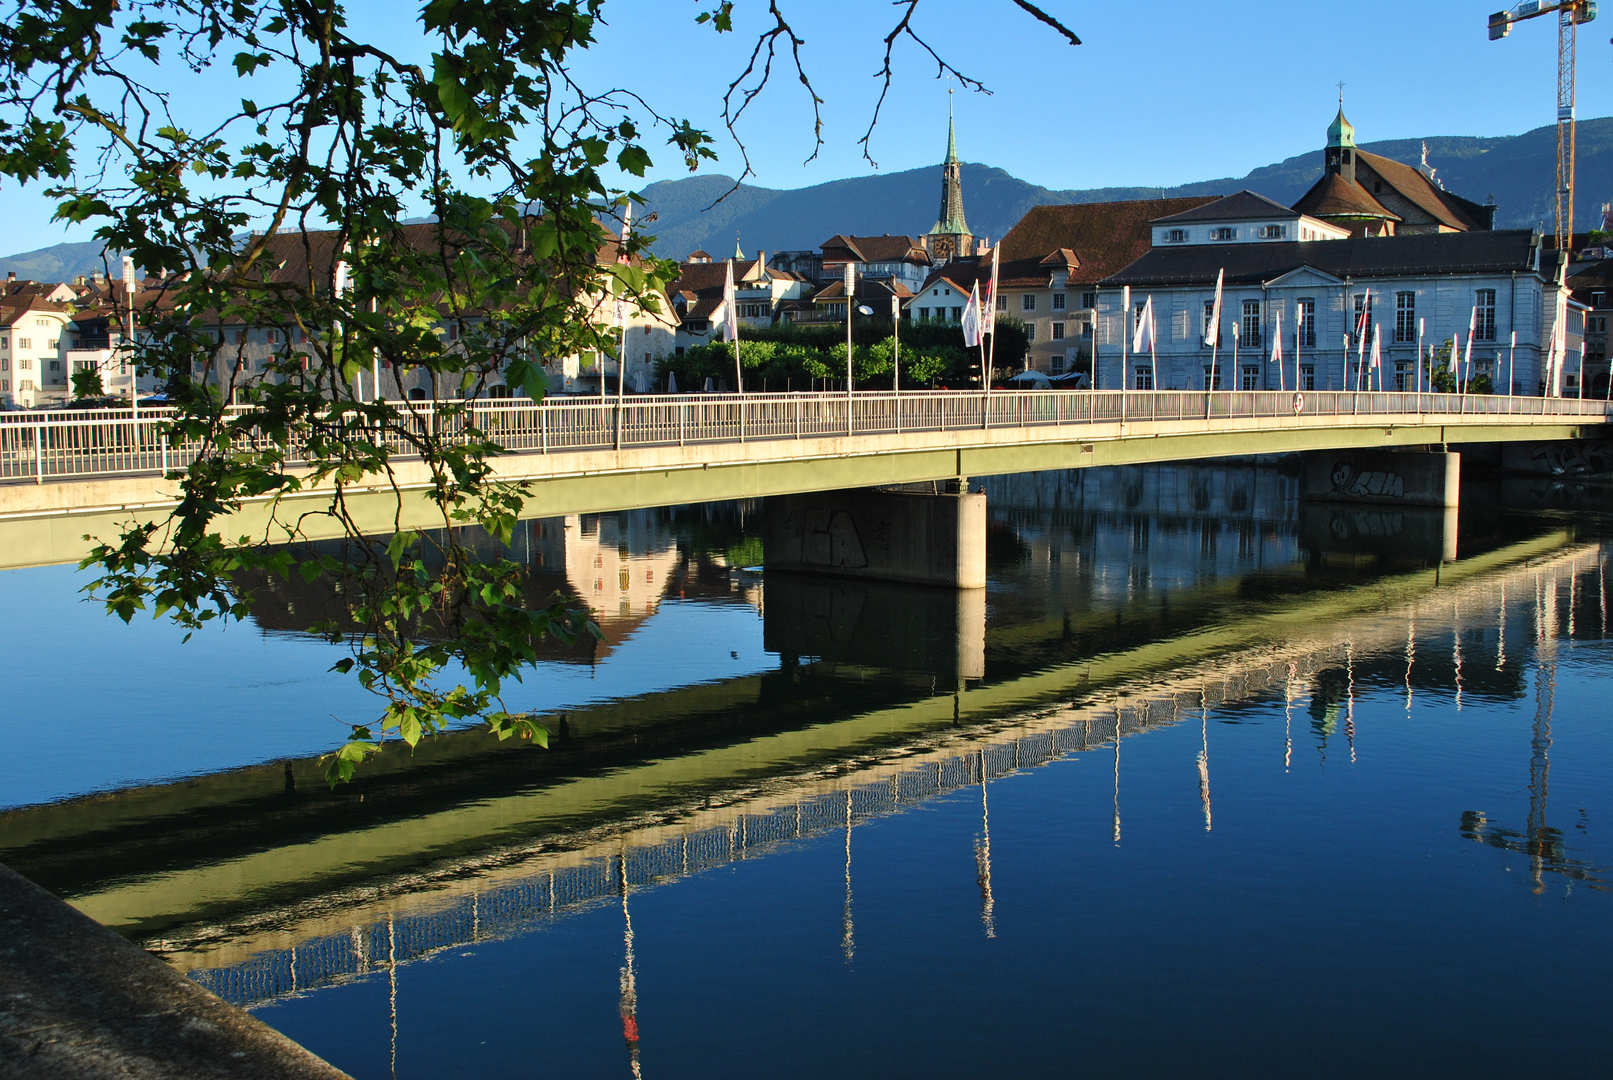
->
[656,319,1032,390]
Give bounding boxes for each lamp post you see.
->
[891,292,902,396]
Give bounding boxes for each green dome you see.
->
[1327,107,1355,150]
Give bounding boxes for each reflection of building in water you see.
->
[557,512,680,623]
[982,464,1304,615]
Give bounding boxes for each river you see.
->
[1,462,1610,1078]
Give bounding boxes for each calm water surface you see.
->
[2,463,1611,1079]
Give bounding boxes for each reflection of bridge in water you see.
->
[179,539,1608,1009]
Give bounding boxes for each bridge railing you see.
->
[2,389,1608,484]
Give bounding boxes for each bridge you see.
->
[0,389,1608,572]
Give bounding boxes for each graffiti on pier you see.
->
[1330,461,1406,500]
[1531,441,1613,476]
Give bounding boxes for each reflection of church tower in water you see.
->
[926,91,975,264]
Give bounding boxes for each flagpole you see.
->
[985,246,1000,409]
[1294,307,1301,394]
[1149,303,1158,393]
[1090,304,1099,392]
[1276,308,1285,393]
[1205,269,1223,419]
[1417,317,1425,397]
[1510,330,1517,398]
[1121,285,1130,400]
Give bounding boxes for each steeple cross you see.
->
[1336,80,1345,105]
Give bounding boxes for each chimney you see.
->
[5,271,14,282]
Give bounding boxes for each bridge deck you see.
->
[0,390,1606,570]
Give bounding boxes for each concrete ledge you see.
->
[0,862,349,1079]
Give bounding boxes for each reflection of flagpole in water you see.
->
[842,789,854,963]
[975,750,997,938]
[1600,554,1607,638]
[387,911,398,1080]
[1112,703,1123,846]
[1284,663,1296,772]
[1345,641,1357,763]
[1528,576,1560,896]
[1197,690,1212,833]
[619,852,643,1079]
[1497,583,1507,673]
[1405,620,1416,717]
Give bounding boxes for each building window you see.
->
[1394,291,1416,344]
[951,306,962,322]
[1022,294,1036,312]
[1476,289,1497,341]
[1052,322,1065,340]
[18,337,30,349]
[918,307,930,320]
[996,294,1008,312]
[1297,298,1316,347]
[1203,366,1221,390]
[1241,365,1260,390]
[1258,225,1286,239]
[1134,366,1153,389]
[1025,324,1036,343]
[1301,364,1315,390]
[1394,361,1409,391]
[1211,227,1236,241]
[1241,300,1261,347]
[1052,293,1066,310]
[48,359,60,371]
[1352,293,1370,345]
[1082,292,1098,310]
[1165,229,1189,244]
[19,358,31,370]
[1203,301,1219,346]
[18,379,33,391]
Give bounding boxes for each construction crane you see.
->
[1489,2,1598,252]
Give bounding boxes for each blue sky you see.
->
[3,0,1609,254]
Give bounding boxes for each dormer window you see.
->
[1165,228,1188,244]
[1211,227,1236,241]
[1258,225,1286,239]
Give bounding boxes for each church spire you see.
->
[927,90,973,263]
[944,90,959,165]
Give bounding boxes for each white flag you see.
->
[1449,335,1460,374]
[1205,269,1224,346]
[1132,294,1154,354]
[722,257,737,344]
[1369,323,1381,371]
[1464,306,1476,371]
[982,245,1000,338]
[961,280,983,348]
[1271,309,1284,369]
[619,202,632,262]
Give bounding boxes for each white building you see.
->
[1099,192,1563,395]
[0,296,73,408]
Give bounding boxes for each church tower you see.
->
[926,94,974,264]
[1323,97,1357,185]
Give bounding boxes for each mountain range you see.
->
[7,116,1613,279]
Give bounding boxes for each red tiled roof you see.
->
[1356,150,1479,231]
[820,234,930,264]
[995,198,1221,286]
[1292,173,1402,221]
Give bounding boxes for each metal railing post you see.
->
[34,424,43,483]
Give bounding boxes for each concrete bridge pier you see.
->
[1301,447,1459,562]
[762,485,987,590]
[1301,447,1460,509]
